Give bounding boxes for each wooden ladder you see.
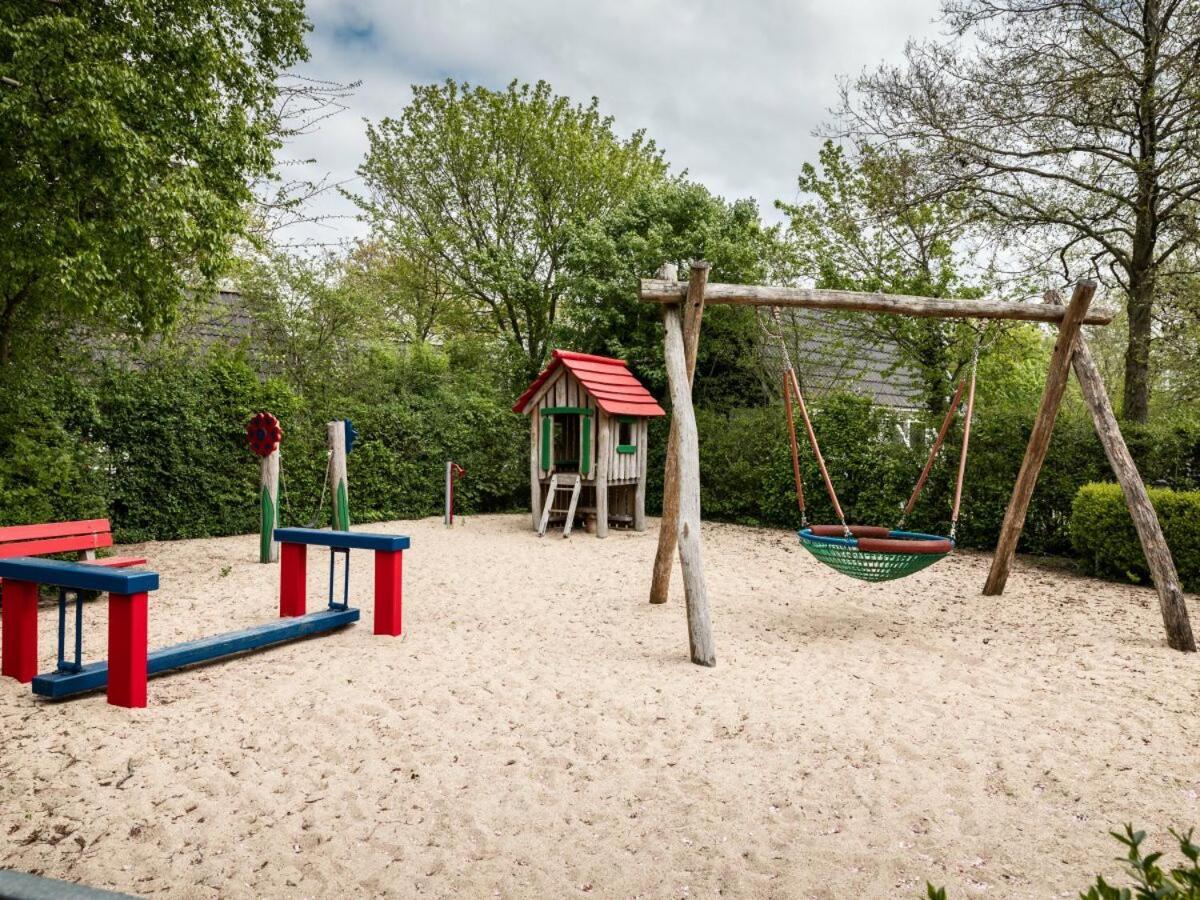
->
[537,473,583,538]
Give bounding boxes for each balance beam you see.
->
[31,607,359,699]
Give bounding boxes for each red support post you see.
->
[279,542,307,617]
[373,550,403,636]
[107,591,148,708]
[1,579,39,683]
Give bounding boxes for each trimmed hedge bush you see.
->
[1071,482,1200,592]
[0,346,527,543]
[4,339,1200,566]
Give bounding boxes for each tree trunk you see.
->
[1123,0,1161,425]
[0,288,26,367]
[1122,272,1154,423]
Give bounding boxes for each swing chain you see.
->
[278,446,333,529]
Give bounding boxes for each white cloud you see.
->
[278,0,943,249]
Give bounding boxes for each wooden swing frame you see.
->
[642,261,1196,666]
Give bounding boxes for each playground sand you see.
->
[1,514,1197,898]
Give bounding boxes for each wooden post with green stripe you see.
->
[260,449,280,562]
[328,420,351,531]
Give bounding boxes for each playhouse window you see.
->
[617,418,636,454]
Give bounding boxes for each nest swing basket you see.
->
[797,525,954,583]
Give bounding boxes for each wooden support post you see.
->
[634,419,648,532]
[107,591,148,708]
[374,550,403,636]
[279,542,307,617]
[1,579,39,683]
[328,421,350,531]
[529,415,542,529]
[260,449,280,563]
[596,412,610,538]
[663,304,715,666]
[650,261,710,603]
[1044,291,1196,652]
[983,281,1096,595]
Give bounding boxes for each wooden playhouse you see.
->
[513,350,665,537]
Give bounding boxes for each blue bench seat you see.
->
[0,557,159,595]
[273,528,410,552]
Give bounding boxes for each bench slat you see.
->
[0,533,114,559]
[274,527,411,552]
[0,557,158,594]
[0,519,112,543]
[87,556,148,569]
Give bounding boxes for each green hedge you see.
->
[644,396,1199,559]
[5,343,1200,566]
[0,347,527,543]
[1070,482,1200,591]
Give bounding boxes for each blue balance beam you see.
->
[0,557,159,594]
[31,607,359,699]
[274,527,410,552]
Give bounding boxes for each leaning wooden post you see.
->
[1044,290,1196,652]
[663,302,716,666]
[983,281,1096,595]
[328,421,351,531]
[650,261,709,604]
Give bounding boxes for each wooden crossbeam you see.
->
[640,279,1114,325]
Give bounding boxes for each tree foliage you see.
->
[561,177,787,407]
[843,0,1200,422]
[0,0,310,365]
[778,141,993,414]
[353,79,667,381]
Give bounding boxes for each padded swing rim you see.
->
[801,525,955,555]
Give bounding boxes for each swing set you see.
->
[640,263,1197,666]
[764,308,979,583]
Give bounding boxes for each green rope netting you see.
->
[798,534,951,583]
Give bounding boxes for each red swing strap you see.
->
[782,369,807,524]
[900,378,966,521]
[898,350,979,536]
[950,359,977,537]
[785,365,848,532]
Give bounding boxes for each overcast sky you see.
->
[282,0,944,249]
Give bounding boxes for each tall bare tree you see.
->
[841,0,1200,422]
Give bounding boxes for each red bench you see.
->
[0,519,147,570]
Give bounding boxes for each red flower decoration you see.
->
[246,411,282,457]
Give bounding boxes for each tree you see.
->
[561,177,786,408]
[342,241,470,345]
[0,0,310,366]
[778,141,992,414]
[842,0,1200,422]
[353,79,667,381]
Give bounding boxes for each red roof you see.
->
[513,350,666,418]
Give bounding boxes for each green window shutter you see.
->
[541,416,552,470]
[581,413,592,475]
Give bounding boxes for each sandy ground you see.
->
[1,514,1198,899]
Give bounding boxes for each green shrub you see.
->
[1070,482,1200,591]
[928,825,1200,898]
